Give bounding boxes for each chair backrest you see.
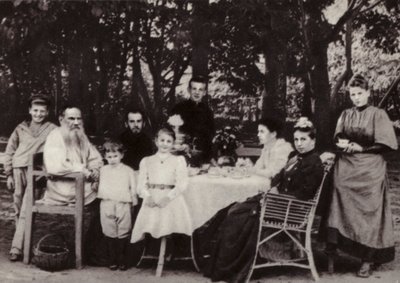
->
[262,162,333,229]
[27,152,86,204]
[26,152,46,202]
[311,162,333,205]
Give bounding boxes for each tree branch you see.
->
[325,0,366,44]
[330,69,350,102]
[378,67,400,108]
[359,0,384,14]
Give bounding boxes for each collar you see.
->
[297,149,316,158]
[356,105,369,112]
[186,99,207,108]
[108,163,124,169]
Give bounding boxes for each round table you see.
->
[184,174,270,232]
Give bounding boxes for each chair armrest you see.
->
[47,172,86,181]
[47,173,85,208]
[264,193,316,206]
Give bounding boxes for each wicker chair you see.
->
[245,162,332,282]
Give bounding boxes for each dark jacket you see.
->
[272,150,324,201]
[119,130,153,170]
[171,100,215,162]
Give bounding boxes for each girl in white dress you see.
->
[131,127,192,243]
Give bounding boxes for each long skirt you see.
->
[199,194,262,283]
[327,153,395,263]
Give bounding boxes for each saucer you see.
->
[207,174,221,179]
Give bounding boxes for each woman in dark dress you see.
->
[198,117,324,283]
[326,74,398,277]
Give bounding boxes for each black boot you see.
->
[107,237,118,270]
[117,237,129,271]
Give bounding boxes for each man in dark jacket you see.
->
[170,76,215,164]
[119,109,153,170]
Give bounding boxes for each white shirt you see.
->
[97,163,137,204]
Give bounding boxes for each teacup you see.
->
[201,163,211,171]
[337,138,349,148]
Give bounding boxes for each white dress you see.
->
[131,153,192,243]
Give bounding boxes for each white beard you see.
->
[61,126,89,163]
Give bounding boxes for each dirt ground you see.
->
[1,151,400,283]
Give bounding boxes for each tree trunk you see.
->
[301,74,313,117]
[55,54,63,117]
[115,20,130,100]
[67,45,82,105]
[310,45,332,150]
[330,4,354,112]
[80,42,93,134]
[94,39,108,135]
[191,0,209,78]
[262,28,287,119]
[131,37,153,128]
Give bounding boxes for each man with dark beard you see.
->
[8,106,103,261]
[119,108,153,171]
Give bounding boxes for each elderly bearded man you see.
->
[9,105,103,261]
[40,106,103,205]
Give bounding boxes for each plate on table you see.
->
[231,174,244,179]
[231,172,250,179]
[207,173,221,179]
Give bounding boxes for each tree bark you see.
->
[301,74,313,117]
[191,0,209,78]
[67,44,82,106]
[94,39,108,135]
[261,6,288,119]
[330,3,354,112]
[262,40,287,118]
[310,45,332,150]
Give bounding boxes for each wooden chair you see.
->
[245,163,332,282]
[137,235,200,277]
[23,152,86,269]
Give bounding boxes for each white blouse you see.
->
[137,153,189,200]
[254,138,293,179]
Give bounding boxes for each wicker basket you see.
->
[33,233,70,271]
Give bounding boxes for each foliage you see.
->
[0,0,193,135]
[0,0,399,146]
[212,126,240,159]
[328,26,400,111]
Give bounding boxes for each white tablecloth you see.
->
[184,174,270,231]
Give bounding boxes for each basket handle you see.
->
[36,233,68,249]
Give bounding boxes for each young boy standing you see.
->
[4,94,56,222]
[98,141,137,271]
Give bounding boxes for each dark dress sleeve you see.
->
[334,111,347,140]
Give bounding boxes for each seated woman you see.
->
[258,118,324,261]
[199,117,324,283]
[270,117,324,200]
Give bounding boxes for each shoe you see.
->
[109,264,118,270]
[118,264,127,271]
[371,263,382,271]
[357,262,372,278]
[9,253,21,262]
